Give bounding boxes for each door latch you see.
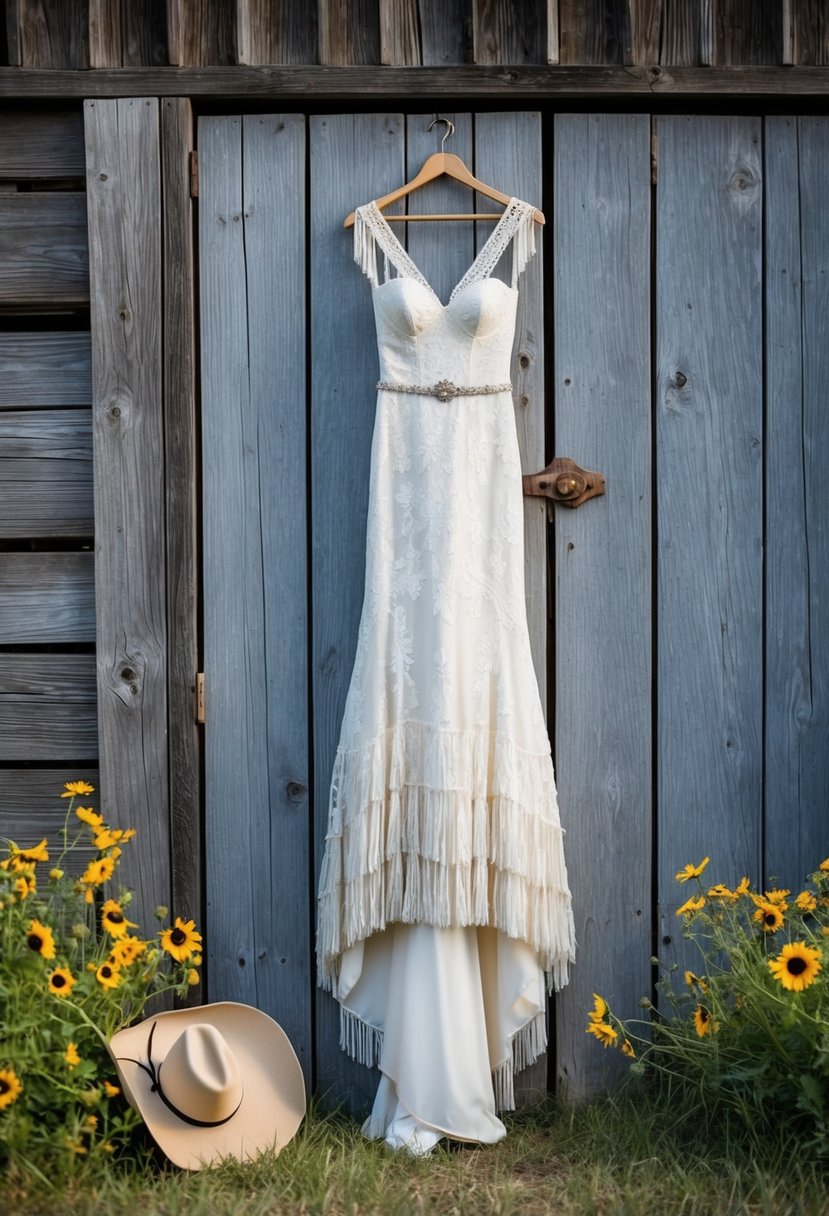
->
[522,457,605,508]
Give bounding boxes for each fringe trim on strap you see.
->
[316,720,577,994]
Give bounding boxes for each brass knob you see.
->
[556,474,581,498]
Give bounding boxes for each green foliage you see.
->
[0,782,202,1176]
[588,853,829,1158]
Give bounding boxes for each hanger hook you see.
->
[427,116,455,150]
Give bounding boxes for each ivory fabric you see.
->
[315,197,577,1145]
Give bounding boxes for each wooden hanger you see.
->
[343,118,545,228]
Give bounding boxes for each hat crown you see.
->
[160,1023,243,1124]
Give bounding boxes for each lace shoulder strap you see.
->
[449,197,538,302]
[352,201,432,292]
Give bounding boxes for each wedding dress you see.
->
[316,197,576,1153]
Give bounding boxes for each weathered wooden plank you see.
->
[553,113,652,1099]
[0,654,97,760]
[0,193,88,304]
[627,0,662,64]
[473,0,546,64]
[0,551,94,642]
[3,65,829,98]
[6,0,88,68]
[0,767,99,873]
[160,96,201,1001]
[236,0,317,64]
[0,108,84,177]
[420,0,468,64]
[783,0,829,65]
[405,112,474,307]
[122,0,168,67]
[200,111,311,1081]
[0,333,91,408]
[764,115,829,890]
[656,116,763,983]
[559,0,628,64]
[88,0,121,67]
[317,0,380,64]
[379,0,421,64]
[712,0,782,65]
[84,97,169,928]
[475,110,547,1103]
[166,0,236,65]
[310,112,403,1113]
[0,408,93,536]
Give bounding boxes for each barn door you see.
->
[198,112,547,1104]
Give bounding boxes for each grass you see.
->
[5,1075,829,1216]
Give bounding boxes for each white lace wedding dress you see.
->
[316,197,577,1153]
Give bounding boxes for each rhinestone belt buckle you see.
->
[434,379,457,402]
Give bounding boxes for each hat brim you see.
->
[108,1001,306,1170]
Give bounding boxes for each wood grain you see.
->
[0,653,97,760]
[0,107,84,176]
[0,408,92,537]
[0,192,88,305]
[0,551,94,642]
[0,333,91,408]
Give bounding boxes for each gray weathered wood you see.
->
[764,115,829,891]
[0,332,91,408]
[656,115,763,982]
[0,108,84,176]
[0,192,88,304]
[0,766,99,873]
[310,112,403,1113]
[474,110,548,1103]
[0,409,93,536]
[473,0,546,64]
[84,96,169,928]
[235,0,317,64]
[0,551,94,642]
[0,654,97,760]
[160,96,202,992]
[318,0,380,64]
[553,113,653,1099]
[200,112,311,1080]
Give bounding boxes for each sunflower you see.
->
[13,872,36,900]
[95,961,121,990]
[26,918,57,960]
[818,857,829,872]
[11,837,49,864]
[620,1039,636,1058]
[0,1067,23,1110]
[752,901,784,932]
[675,856,710,883]
[48,967,76,997]
[693,1005,713,1036]
[62,781,95,798]
[676,895,706,916]
[707,883,737,901]
[768,941,822,992]
[100,899,137,939]
[683,970,709,993]
[795,890,818,913]
[80,857,115,887]
[734,876,751,895]
[586,1020,618,1048]
[160,917,202,962]
[108,936,146,967]
[65,1043,81,1069]
[75,806,103,828]
[587,993,608,1023]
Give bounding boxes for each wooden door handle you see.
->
[522,457,605,508]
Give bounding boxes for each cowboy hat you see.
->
[107,1001,306,1170]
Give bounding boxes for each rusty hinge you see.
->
[189,149,199,198]
[523,457,605,508]
[195,672,205,724]
[650,125,658,185]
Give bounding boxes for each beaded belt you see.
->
[377,378,512,403]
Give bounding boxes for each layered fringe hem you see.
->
[338,1003,547,1115]
[317,720,577,991]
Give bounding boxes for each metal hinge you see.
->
[189,149,199,198]
[650,125,658,185]
[195,672,205,723]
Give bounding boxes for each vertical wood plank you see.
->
[84,96,169,926]
[558,0,628,64]
[656,115,763,981]
[475,110,547,1103]
[380,0,421,64]
[472,0,546,63]
[200,113,311,1081]
[310,111,404,1112]
[236,0,317,64]
[420,0,468,65]
[161,96,201,988]
[553,113,652,1099]
[317,0,380,64]
[764,115,829,890]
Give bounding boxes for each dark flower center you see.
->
[699,1007,709,1021]
[0,1080,9,1095]
[787,957,807,975]
[171,928,187,946]
[763,912,777,925]
[101,966,113,978]
[108,911,124,924]
[27,933,43,951]
[52,974,66,988]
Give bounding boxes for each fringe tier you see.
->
[316,719,577,995]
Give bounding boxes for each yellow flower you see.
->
[84,1114,98,1131]
[65,1043,81,1070]
[762,888,790,910]
[100,899,137,939]
[0,1067,23,1110]
[80,857,115,887]
[676,895,706,917]
[108,935,147,967]
[734,876,751,895]
[795,890,818,913]
[26,918,57,960]
[13,872,36,900]
[62,781,95,798]
[49,867,65,880]
[586,1020,618,1048]
[187,968,200,986]
[48,967,76,997]
[95,961,121,989]
[76,806,104,828]
[11,837,49,864]
[706,883,737,901]
[818,857,829,872]
[675,857,710,883]
[683,970,709,993]
[768,941,822,992]
[587,993,608,1023]
[694,1005,714,1037]
[93,827,124,850]
[103,1080,120,1098]
[160,917,202,962]
[620,1039,636,1058]
[752,902,784,932]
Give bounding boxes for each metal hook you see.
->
[427,116,455,150]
